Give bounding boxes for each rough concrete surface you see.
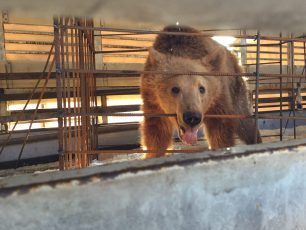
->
[0,0,306,32]
[0,139,306,230]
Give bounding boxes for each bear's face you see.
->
[148,48,221,145]
[157,75,212,145]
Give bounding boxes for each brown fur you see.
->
[141,25,262,158]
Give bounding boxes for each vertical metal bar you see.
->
[70,17,78,167]
[78,18,88,167]
[240,29,247,67]
[93,23,98,160]
[54,16,64,170]
[59,17,68,169]
[290,35,296,139]
[279,33,283,141]
[64,17,73,168]
[304,40,306,84]
[75,18,82,168]
[254,31,261,143]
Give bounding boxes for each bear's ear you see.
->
[148,47,166,65]
[201,47,227,71]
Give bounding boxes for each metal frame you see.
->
[1,17,306,169]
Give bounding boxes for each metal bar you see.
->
[62,69,306,79]
[5,70,306,80]
[75,17,82,168]
[4,29,53,36]
[4,40,54,45]
[78,18,88,168]
[244,61,281,66]
[60,17,68,169]
[4,22,53,27]
[54,16,64,170]
[0,72,56,80]
[247,50,306,55]
[102,44,148,49]
[280,33,283,141]
[70,17,78,167]
[61,25,306,42]
[0,43,54,156]
[231,43,284,48]
[254,31,261,143]
[0,72,139,80]
[6,88,306,102]
[64,17,73,168]
[290,36,297,139]
[4,111,306,123]
[15,57,55,168]
[94,48,148,54]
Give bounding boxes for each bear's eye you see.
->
[171,87,180,95]
[199,86,205,94]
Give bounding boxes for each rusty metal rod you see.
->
[15,57,55,168]
[71,148,209,155]
[280,33,283,141]
[4,40,54,45]
[3,112,306,123]
[4,29,53,36]
[61,25,306,42]
[94,48,148,54]
[0,43,54,156]
[244,61,281,66]
[62,69,306,79]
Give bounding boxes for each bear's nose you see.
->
[183,112,202,127]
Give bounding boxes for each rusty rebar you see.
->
[54,16,64,170]
[61,25,306,42]
[254,32,261,143]
[279,33,283,141]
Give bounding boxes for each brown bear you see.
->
[140,25,262,158]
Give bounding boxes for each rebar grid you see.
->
[54,17,98,169]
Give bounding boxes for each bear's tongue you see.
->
[181,128,198,145]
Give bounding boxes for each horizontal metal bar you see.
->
[61,25,306,42]
[8,105,140,120]
[4,22,53,27]
[99,35,154,42]
[6,50,53,55]
[247,50,306,56]
[0,72,140,80]
[230,43,282,47]
[244,61,281,66]
[247,57,305,62]
[2,111,306,123]
[0,87,140,101]
[102,44,148,49]
[4,40,54,45]
[63,69,306,79]
[0,123,139,146]
[4,29,53,36]
[94,48,148,54]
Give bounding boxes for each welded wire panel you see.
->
[54,17,97,169]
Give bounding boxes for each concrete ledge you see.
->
[1,139,306,229]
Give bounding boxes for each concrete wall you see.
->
[1,139,306,230]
